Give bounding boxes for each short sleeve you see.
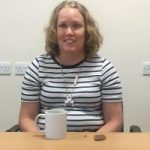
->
[21,57,41,102]
[101,58,122,102]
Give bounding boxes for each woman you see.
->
[19,0,123,132]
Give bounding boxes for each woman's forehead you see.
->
[57,7,84,22]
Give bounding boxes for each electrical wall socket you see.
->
[143,62,150,75]
[15,62,29,75]
[0,62,11,75]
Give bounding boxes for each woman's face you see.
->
[57,7,85,55]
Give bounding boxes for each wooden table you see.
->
[0,132,150,150]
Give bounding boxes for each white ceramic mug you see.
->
[35,108,67,139]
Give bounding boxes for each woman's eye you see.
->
[58,24,67,28]
[72,24,82,29]
[57,23,83,30]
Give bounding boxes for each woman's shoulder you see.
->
[35,53,52,59]
[86,54,115,70]
[87,54,109,63]
[32,54,54,62]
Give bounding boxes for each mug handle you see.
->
[35,114,45,132]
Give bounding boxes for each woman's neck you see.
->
[56,52,85,66]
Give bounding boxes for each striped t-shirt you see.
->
[21,54,122,131]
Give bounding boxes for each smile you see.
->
[64,39,75,43]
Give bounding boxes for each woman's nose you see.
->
[65,27,74,35]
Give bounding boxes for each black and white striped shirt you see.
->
[21,54,122,131]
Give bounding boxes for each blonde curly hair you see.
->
[45,0,103,58]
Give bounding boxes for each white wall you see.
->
[0,0,150,131]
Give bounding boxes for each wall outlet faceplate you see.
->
[15,62,29,75]
[143,62,150,75]
[0,62,11,75]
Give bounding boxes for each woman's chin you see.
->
[63,48,77,53]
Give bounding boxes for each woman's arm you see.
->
[97,102,123,132]
[19,102,40,132]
